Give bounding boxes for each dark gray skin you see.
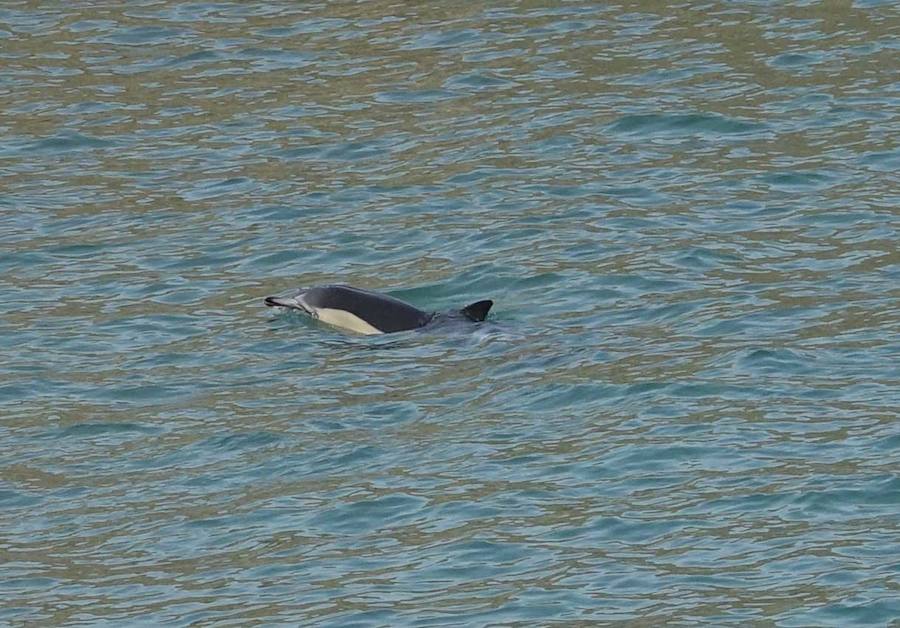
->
[265,285,493,334]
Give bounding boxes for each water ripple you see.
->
[1,0,898,625]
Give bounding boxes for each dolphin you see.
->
[265,284,492,335]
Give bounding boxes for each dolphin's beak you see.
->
[265,294,315,316]
[265,296,296,308]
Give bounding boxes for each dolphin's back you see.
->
[303,285,432,333]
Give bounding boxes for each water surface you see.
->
[1,1,898,625]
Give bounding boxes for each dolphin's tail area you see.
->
[461,300,493,322]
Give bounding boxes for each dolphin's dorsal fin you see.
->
[461,300,493,322]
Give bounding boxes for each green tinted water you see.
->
[2,2,898,625]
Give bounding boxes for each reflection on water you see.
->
[2,1,898,625]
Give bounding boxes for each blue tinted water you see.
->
[1,1,898,625]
